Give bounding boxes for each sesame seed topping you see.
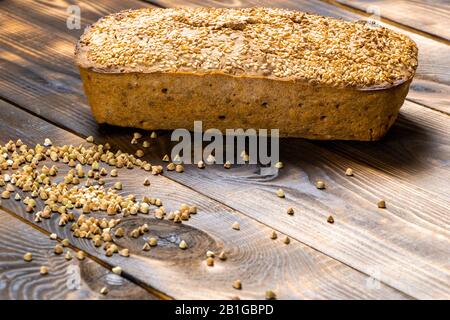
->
[77,8,418,88]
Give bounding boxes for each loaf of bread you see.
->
[75,7,418,140]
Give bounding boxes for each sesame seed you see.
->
[345,168,353,176]
[327,215,334,224]
[77,8,417,89]
[232,221,240,230]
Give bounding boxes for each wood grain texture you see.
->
[0,0,449,299]
[0,209,153,299]
[0,100,405,300]
[145,0,450,114]
[335,0,450,41]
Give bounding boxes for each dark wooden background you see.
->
[0,0,449,299]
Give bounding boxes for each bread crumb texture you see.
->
[76,7,418,88]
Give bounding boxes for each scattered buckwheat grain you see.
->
[179,240,188,250]
[40,266,49,275]
[54,244,63,254]
[265,290,277,300]
[23,252,32,262]
[112,266,122,275]
[232,280,242,290]
[197,160,205,169]
[316,180,325,189]
[206,257,214,267]
[276,188,285,198]
[218,251,227,261]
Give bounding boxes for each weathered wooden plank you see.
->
[0,208,154,299]
[0,0,449,299]
[0,100,403,300]
[145,0,450,114]
[335,0,450,41]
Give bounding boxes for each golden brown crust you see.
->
[75,7,418,89]
[79,67,411,140]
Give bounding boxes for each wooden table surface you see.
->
[0,0,449,300]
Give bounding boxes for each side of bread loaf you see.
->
[76,8,418,140]
[79,68,411,140]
